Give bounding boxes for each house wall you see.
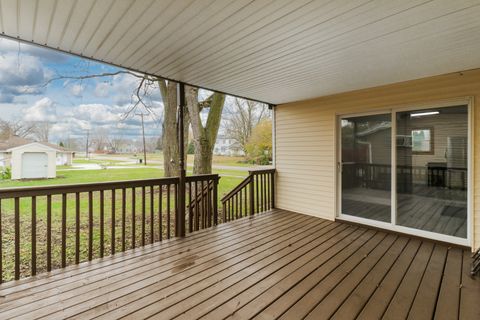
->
[56,152,73,166]
[275,69,480,250]
[0,152,9,168]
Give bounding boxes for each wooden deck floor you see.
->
[0,209,478,319]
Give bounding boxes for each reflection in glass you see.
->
[341,114,391,222]
[396,105,468,238]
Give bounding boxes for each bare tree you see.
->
[158,79,190,176]
[92,128,109,152]
[225,98,269,153]
[44,71,225,176]
[63,136,81,151]
[107,135,126,153]
[186,86,225,174]
[0,119,37,139]
[145,137,158,153]
[32,121,51,142]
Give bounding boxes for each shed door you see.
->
[22,152,48,179]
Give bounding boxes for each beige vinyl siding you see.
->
[275,69,480,250]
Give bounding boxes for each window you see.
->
[411,128,433,154]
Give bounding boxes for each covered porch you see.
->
[0,209,478,319]
[0,1,479,319]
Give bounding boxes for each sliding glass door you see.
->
[340,113,392,222]
[339,104,469,241]
[396,105,468,238]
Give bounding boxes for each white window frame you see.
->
[336,97,473,247]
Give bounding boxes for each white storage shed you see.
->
[7,142,57,180]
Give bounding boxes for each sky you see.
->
[0,37,164,144]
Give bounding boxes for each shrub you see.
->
[1,167,11,180]
[245,120,272,165]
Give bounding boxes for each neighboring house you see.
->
[0,136,75,179]
[214,136,244,156]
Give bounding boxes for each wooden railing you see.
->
[0,174,218,283]
[186,174,219,233]
[221,169,275,222]
[472,248,480,276]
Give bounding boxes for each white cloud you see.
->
[67,103,122,124]
[23,97,57,122]
[0,53,47,101]
[94,82,110,97]
[69,84,84,97]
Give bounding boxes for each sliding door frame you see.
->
[336,97,473,247]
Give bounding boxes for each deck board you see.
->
[0,209,477,320]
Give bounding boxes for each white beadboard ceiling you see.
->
[1,0,480,104]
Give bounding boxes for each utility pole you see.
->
[136,113,148,165]
[85,130,90,159]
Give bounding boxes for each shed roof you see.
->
[0,1,479,104]
[0,136,73,153]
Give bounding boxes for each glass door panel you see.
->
[396,105,468,238]
[341,114,392,222]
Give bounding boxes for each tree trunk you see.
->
[194,137,213,174]
[186,85,225,175]
[159,79,189,177]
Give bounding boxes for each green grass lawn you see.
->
[0,167,244,281]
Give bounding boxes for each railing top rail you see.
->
[221,175,252,202]
[248,168,275,175]
[185,174,220,183]
[0,175,221,199]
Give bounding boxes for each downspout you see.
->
[269,104,276,167]
[269,104,276,208]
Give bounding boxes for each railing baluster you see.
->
[235,193,239,220]
[208,181,213,227]
[159,184,163,241]
[0,199,2,283]
[88,191,93,261]
[47,195,52,270]
[188,182,193,232]
[166,184,171,239]
[256,175,260,214]
[141,186,146,247]
[75,193,80,264]
[174,183,178,238]
[31,196,36,276]
[61,193,67,268]
[122,188,126,252]
[195,182,199,230]
[111,189,116,255]
[100,190,104,258]
[228,199,231,221]
[249,176,255,216]
[239,188,243,219]
[132,188,136,249]
[213,179,218,225]
[150,186,154,244]
[267,174,270,210]
[262,173,266,211]
[271,171,275,209]
[201,180,205,229]
[222,201,226,224]
[14,197,20,280]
